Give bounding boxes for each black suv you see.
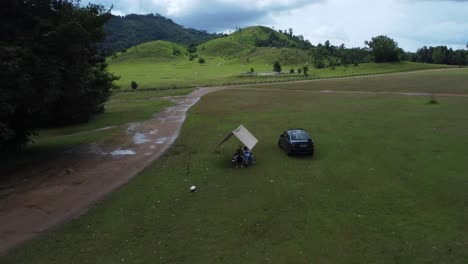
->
[278,129,314,156]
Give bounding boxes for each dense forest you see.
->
[409,45,468,66]
[98,14,221,55]
[0,0,117,150]
[272,31,468,68]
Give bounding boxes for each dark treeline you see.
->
[0,0,117,150]
[408,45,468,66]
[98,14,222,56]
[275,31,468,68]
[308,40,371,68]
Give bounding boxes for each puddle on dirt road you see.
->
[155,137,167,144]
[110,149,136,156]
[89,144,108,155]
[126,123,140,134]
[133,132,152,145]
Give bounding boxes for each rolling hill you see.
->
[109,26,312,65]
[107,26,454,90]
[110,41,188,63]
[198,26,310,57]
[98,14,221,55]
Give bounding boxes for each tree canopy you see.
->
[409,45,468,66]
[0,0,118,150]
[365,35,400,62]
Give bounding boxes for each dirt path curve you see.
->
[0,87,225,255]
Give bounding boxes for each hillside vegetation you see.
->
[110,41,188,63]
[98,14,220,55]
[198,26,310,57]
[108,26,455,90]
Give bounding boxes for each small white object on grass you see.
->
[190,186,197,192]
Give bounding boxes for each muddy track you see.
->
[0,87,225,255]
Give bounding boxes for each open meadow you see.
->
[106,35,455,91]
[109,56,454,90]
[3,69,468,263]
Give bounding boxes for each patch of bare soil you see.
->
[0,87,225,255]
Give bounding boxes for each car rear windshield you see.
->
[290,131,309,140]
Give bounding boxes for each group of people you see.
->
[232,146,255,168]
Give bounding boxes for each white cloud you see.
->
[93,0,468,51]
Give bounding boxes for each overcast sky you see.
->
[91,0,468,51]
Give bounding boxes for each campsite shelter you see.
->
[218,125,258,150]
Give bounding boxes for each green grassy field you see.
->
[248,68,468,94]
[3,70,468,263]
[110,57,454,90]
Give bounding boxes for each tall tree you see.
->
[0,0,117,150]
[365,35,400,62]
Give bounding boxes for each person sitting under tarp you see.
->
[243,146,255,166]
[232,147,245,168]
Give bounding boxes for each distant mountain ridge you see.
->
[98,13,221,55]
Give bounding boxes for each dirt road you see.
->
[0,87,225,255]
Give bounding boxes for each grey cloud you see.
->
[92,0,323,32]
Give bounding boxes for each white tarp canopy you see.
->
[218,125,259,150]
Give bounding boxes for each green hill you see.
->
[109,41,187,63]
[108,26,311,65]
[198,37,248,56]
[98,14,220,55]
[198,26,309,57]
[231,26,300,48]
[242,47,309,65]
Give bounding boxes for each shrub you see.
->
[290,68,295,74]
[273,61,282,73]
[189,53,198,61]
[198,58,205,64]
[428,94,438,104]
[303,65,309,76]
[314,59,325,69]
[131,81,138,90]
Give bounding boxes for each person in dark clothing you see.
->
[232,147,245,168]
